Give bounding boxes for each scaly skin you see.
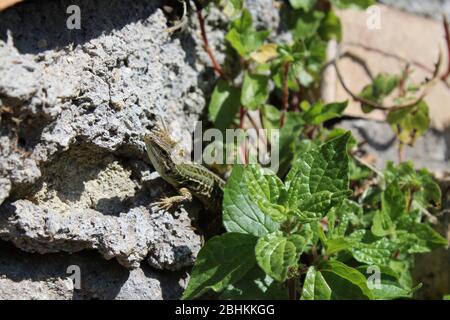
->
[144,125,225,214]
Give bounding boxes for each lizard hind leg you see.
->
[152,187,193,212]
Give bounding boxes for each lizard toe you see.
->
[152,197,174,211]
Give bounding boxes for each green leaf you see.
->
[349,158,372,182]
[241,72,270,109]
[225,29,248,57]
[320,260,374,300]
[359,74,399,113]
[260,105,306,178]
[285,132,351,222]
[301,266,331,300]
[384,161,416,184]
[208,80,241,130]
[384,162,441,212]
[382,181,407,220]
[397,217,448,250]
[302,101,348,125]
[328,199,363,238]
[280,118,306,175]
[414,168,442,209]
[291,10,325,40]
[272,38,326,89]
[318,9,342,42]
[245,164,288,222]
[358,263,415,295]
[219,265,288,300]
[255,231,305,282]
[388,260,414,289]
[347,230,397,266]
[387,101,430,145]
[331,0,375,9]
[231,7,252,32]
[225,9,270,57]
[328,128,356,147]
[261,104,281,130]
[374,73,400,95]
[294,191,351,222]
[396,232,430,254]
[372,282,421,300]
[295,38,327,82]
[223,165,280,237]
[215,0,244,18]
[272,59,298,90]
[325,238,353,255]
[226,29,270,57]
[371,210,395,237]
[183,233,258,299]
[289,0,317,11]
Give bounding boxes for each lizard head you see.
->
[144,124,178,178]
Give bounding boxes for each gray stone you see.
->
[0,0,213,299]
[0,177,11,205]
[0,0,205,204]
[0,0,280,300]
[380,0,450,20]
[338,119,450,175]
[0,135,41,187]
[0,197,202,270]
[0,240,186,300]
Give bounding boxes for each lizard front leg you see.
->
[153,187,193,211]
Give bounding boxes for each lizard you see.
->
[144,124,225,216]
[165,0,189,34]
[164,0,213,34]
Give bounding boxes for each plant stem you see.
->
[246,111,260,130]
[334,44,441,112]
[398,142,405,163]
[194,4,228,80]
[407,188,417,212]
[311,245,318,263]
[414,201,439,224]
[292,87,302,112]
[280,61,291,127]
[246,111,269,152]
[288,278,297,300]
[239,107,248,165]
[353,154,384,177]
[442,15,450,81]
[343,41,434,75]
[398,64,410,98]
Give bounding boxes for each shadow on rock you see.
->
[0,239,187,299]
[0,0,162,54]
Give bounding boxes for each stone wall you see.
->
[0,0,207,299]
[379,0,450,20]
[0,0,277,300]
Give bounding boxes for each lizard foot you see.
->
[151,188,193,212]
[152,197,177,211]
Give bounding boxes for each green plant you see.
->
[183,134,446,300]
[181,0,448,300]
